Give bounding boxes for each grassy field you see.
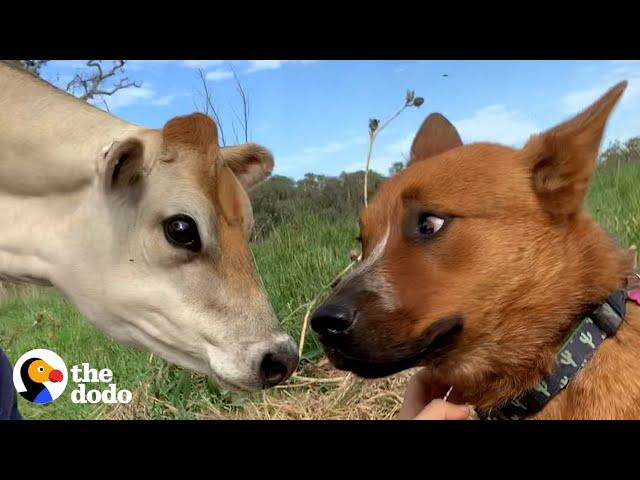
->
[585,162,640,248]
[1,162,638,420]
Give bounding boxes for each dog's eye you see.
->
[163,215,201,252]
[418,213,445,237]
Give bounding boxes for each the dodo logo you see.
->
[12,349,68,404]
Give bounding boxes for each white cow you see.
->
[0,62,298,391]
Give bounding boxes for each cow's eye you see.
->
[163,215,201,252]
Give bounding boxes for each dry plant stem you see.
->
[298,93,420,361]
[292,375,348,383]
[291,93,421,415]
[363,103,410,207]
[297,255,362,358]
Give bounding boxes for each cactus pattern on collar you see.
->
[477,289,629,421]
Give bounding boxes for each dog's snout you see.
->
[259,340,298,388]
[311,303,356,336]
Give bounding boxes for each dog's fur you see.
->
[314,81,640,419]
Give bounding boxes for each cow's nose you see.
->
[259,339,298,388]
[310,303,356,336]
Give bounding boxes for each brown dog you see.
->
[311,81,640,419]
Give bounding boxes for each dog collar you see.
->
[477,289,632,420]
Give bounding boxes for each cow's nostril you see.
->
[259,343,298,388]
[260,353,287,386]
[310,303,355,336]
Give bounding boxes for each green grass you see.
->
[585,162,640,248]
[0,162,637,419]
[253,215,358,358]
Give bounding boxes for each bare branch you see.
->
[229,103,244,142]
[196,68,226,146]
[65,60,141,104]
[230,65,249,143]
[231,120,240,145]
[193,63,251,146]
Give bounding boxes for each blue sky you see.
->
[41,60,640,179]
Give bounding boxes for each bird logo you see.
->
[12,349,68,404]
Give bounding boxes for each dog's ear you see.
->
[522,81,627,217]
[408,113,463,165]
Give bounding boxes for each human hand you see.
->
[397,368,473,420]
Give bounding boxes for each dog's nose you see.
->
[259,340,298,388]
[311,303,356,336]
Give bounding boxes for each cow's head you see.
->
[56,113,297,391]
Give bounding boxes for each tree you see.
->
[4,60,48,76]
[599,137,640,168]
[3,60,141,110]
[65,60,140,109]
[389,161,405,176]
[624,137,640,162]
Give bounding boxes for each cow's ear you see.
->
[220,143,274,190]
[103,137,145,191]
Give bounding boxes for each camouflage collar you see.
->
[477,290,629,420]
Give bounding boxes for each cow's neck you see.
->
[0,63,138,286]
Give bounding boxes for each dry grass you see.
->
[100,382,158,420]
[201,360,414,420]
[102,358,415,420]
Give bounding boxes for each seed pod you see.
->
[406,89,415,104]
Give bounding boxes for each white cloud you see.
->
[246,60,286,72]
[183,60,317,82]
[454,105,538,146]
[205,68,234,81]
[559,61,640,144]
[150,93,189,107]
[277,135,367,174]
[562,87,606,115]
[302,136,367,155]
[88,86,188,110]
[125,60,177,71]
[345,132,414,174]
[342,105,539,175]
[245,60,317,73]
[562,60,640,115]
[98,85,156,110]
[182,60,227,69]
[385,132,414,156]
[151,95,175,106]
[344,104,539,175]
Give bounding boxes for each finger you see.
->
[414,400,470,420]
